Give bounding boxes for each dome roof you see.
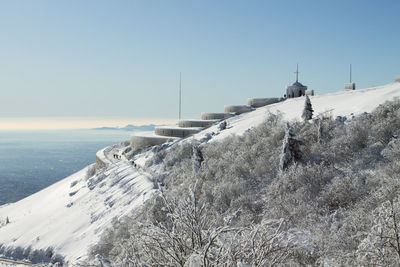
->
[292,81,304,87]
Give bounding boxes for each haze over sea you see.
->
[0,120,161,205]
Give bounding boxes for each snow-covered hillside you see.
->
[195,82,400,142]
[0,145,156,264]
[1,82,400,265]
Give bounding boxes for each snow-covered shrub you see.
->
[318,174,367,212]
[370,99,400,145]
[92,187,313,266]
[357,198,400,265]
[225,219,316,266]
[263,163,336,225]
[279,123,303,171]
[93,186,231,266]
[0,244,64,265]
[144,141,195,171]
[218,121,227,131]
[164,141,195,168]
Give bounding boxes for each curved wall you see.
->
[201,112,235,120]
[155,126,203,138]
[224,105,254,114]
[178,119,219,128]
[247,98,281,108]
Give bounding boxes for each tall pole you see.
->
[350,64,352,83]
[179,72,182,120]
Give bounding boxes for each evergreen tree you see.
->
[302,95,314,121]
[192,145,204,174]
[279,123,302,171]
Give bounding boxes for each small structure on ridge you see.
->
[345,64,356,90]
[285,64,314,98]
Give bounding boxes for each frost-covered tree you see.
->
[104,185,232,266]
[218,121,227,131]
[302,95,314,121]
[357,198,400,265]
[225,219,315,266]
[317,119,324,144]
[91,99,400,265]
[192,145,204,174]
[279,123,302,171]
[92,188,313,266]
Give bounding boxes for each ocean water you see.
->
[0,129,133,205]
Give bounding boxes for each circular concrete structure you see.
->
[130,131,178,150]
[178,119,219,128]
[201,112,235,120]
[155,126,203,138]
[224,105,255,115]
[247,98,282,108]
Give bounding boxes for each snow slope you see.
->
[194,82,400,142]
[0,82,400,265]
[0,145,156,264]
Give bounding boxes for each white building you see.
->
[285,65,314,98]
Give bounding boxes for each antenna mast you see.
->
[350,64,352,83]
[179,72,182,120]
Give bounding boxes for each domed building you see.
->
[285,65,314,98]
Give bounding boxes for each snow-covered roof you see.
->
[290,81,306,87]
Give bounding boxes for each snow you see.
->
[0,145,156,264]
[1,82,400,264]
[194,82,400,142]
[0,258,32,266]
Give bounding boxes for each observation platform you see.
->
[224,105,255,114]
[178,119,219,128]
[247,98,282,108]
[201,112,235,120]
[155,126,203,138]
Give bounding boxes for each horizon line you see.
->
[0,117,178,130]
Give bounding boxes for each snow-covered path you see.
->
[0,258,33,266]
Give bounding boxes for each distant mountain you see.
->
[93,124,156,131]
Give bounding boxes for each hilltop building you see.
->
[285,65,314,98]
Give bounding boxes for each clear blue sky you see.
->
[1,0,399,122]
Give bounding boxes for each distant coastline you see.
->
[0,118,176,130]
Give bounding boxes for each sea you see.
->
[0,129,135,205]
